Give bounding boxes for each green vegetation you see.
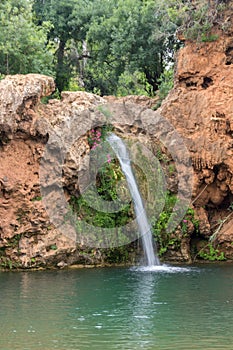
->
[152,194,199,257]
[70,127,132,229]
[49,244,58,251]
[31,196,42,202]
[103,245,133,264]
[0,234,22,269]
[0,0,228,97]
[183,1,225,42]
[156,70,174,108]
[152,191,177,256]
[69,152,133,262]
[71,193,132,229]
[197,243,226,261]
[67,125,143,262]
[0,0,53,76]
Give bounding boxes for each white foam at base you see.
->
[131,264,198,273]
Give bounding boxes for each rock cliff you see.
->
[1,22,233,267]
[160,21,233,260]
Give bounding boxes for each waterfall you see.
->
[107,133,160,266]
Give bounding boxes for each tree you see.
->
[0,0,53,76]
[32,0,184,95]
[83,0,181,95]
[32,0,227,96]
[33,0,93,92]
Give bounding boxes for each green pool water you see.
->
[0,264,233,350]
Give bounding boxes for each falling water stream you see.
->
[107,133,160,266]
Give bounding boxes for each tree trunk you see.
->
[55,40,68,92]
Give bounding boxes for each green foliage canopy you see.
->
[0,0,229,95]
[32,0,181,94]
[0,0,53,76]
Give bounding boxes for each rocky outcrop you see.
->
[0,75,111,269]
[0,71,184,268]
[1,17,233,267]
[160,23,233,260]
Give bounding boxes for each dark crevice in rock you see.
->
[217,192,233,210]
[225,46,233,65]
[16,96,38,117]
[201,76,213,89]
[179,76,198,89]
[213,163,222,176]
[0,124,12,146]
[185,80,197,88]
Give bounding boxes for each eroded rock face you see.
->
[1,21,233,268]
[0,75,109,268]
[160,28,233,260]
[0,75,180,267]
